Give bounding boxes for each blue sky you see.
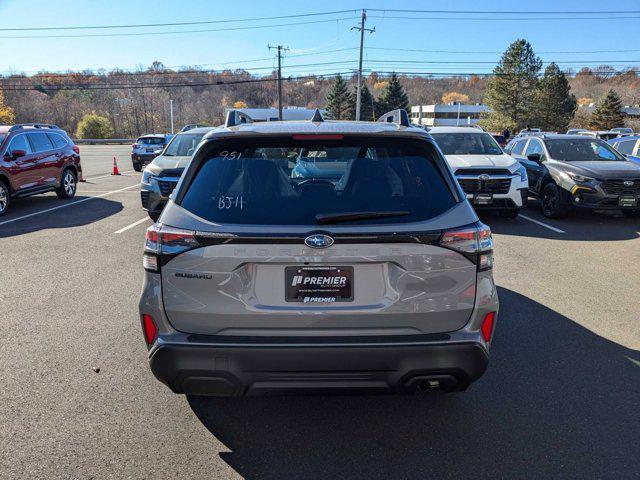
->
[0,0,639,75]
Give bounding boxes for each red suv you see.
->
[0,124,82,216]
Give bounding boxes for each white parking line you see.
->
[0,183,140,227]
[519,214,566,234]
[114,216,151,234]
[84,170,136,181]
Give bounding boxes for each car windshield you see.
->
[163,133,205,156]
[546,138,627,162]
[179,136,456,225]
[430,132,503,155]
[0,133,6,146]
[138,137,165,145]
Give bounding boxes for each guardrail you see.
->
[73,139,135,145]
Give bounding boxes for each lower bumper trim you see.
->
[149,341,489,396]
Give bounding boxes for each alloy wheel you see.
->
[64,171,76,196]
[0,184,7,213]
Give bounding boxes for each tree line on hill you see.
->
[0,40,637,137]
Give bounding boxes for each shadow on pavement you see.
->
[481,200,640,242]
[0,196,123,238]
[188,287,639,480]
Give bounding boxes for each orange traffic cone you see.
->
[112,156,121,175]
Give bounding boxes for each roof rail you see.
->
[8,123,60,132]
[225,110,253,128]
[376,109,410,127]
[310,109,324,122]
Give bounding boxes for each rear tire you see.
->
[541,183,569,219]
[499,208,520,219]
[133,161,142,172]
[56,168,77,199]
[0,180,10,217]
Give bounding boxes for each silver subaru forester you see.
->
[139,109,499,396]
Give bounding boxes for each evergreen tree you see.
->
[589,90,625,130]
[324,75,351,120]
[483,39,542,130]
[347,83,377,121]
[534,63,577,132]
[377,72,409,113]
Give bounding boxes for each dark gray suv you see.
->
[138,110,499,397]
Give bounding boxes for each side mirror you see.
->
[10,149,27,159]
[527,153,541,163]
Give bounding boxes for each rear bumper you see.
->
[148,338,489,396]
[131,153,157,164]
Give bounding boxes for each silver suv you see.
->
[139,109,499,396]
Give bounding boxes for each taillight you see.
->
[481,312,496,342]
[72,145,80,154]
[143,224,199,272]
[439,223,493,271]
[142,314,157,345]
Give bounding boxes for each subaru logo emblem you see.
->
[478,174,490,181]
[623,180,634,187]
[305,234,334,249]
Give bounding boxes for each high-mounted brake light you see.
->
[292,134,344,140]
[144,224,199,272]
[439,223,493,271]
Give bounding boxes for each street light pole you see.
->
[352,10,375,121]
[169,99,174,134]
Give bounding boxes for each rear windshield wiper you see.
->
[315,211,410,225]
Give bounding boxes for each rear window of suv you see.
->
[179,136,457,225]
[138,137,165,145]
[430,132,502,155]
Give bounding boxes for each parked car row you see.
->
[505,133,640,218]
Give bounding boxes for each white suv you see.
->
[430,126,528,219]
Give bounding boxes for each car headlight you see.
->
[141,170,155,184]
[567,172,596,183]
[514,164,527,182]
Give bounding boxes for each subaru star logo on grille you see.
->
[623,180,634,187]
[478,174,491,181]
[305,234,334,249]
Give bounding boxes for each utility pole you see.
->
[268,44,289,120]
[169,99,174,134]
[352,10,375,121]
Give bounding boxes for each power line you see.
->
[0,16,358,39]
[369,14,640,21]
[0,72,354,91]
[366,8,640,14]
[0,10,358,31]
[366,47,640,55]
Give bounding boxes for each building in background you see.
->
[224,107,325,122]
[410,103,491,127]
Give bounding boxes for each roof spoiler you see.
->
[225,110,253,128]
[376,109,410,127]
[8,123,60,132]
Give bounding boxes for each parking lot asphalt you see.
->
[78,144,133,178]
[1,146,638,479]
